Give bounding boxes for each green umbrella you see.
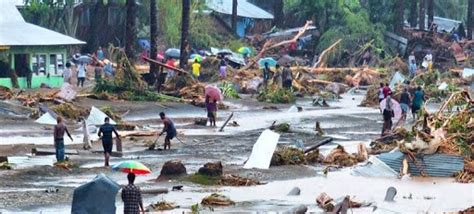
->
[238,47,252,55]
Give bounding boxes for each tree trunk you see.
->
[125,0,137,60]
[469,0,474,39]
[150,0,158,74]
[231,0,238,33]
[408,0,418,27]
[419,0,425,30]
[179,0,190,69]
[394,0,405,34]
[427,0,434,29]
[272,0,284,28]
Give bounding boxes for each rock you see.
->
[198,161,223,177]
[0,156,7,163]
[158,160,187,179]
[384,186,397,202]
[201,193,235,206]
[287,187,301,196]
[290,205,308,214]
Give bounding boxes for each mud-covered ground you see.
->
[0,92,472,213]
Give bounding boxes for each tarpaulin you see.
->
[86,106,116,126]
[243,129,280,169]
[71,173,120,214]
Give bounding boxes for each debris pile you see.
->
[271,147,306,166]
[218,174,262,186]
[0,86,12,100]
[316,193,368,212]
[201,193,235,206]
[323,145,361,167]
[148,201,178,211]
[370,90,473,181]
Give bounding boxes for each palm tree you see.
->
[231,0,238,32]
[408,0,418,28]
[419,0,425,30]
[150,0,158,74]
[427,0,434,29]
[125,0,137,60]
[273,0,284,28]
[469,0,473,39]
[394,0,405,33]
[179,0,190,69]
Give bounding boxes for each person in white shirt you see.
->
[63,62,72,84]
[424,51,433,72]
[77,62,86,87]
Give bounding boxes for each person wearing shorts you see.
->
[159,112,176,150]
[412,86,425,120]
[98,117,120,166]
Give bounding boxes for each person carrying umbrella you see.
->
[263,62,271,88]
[192,59,201,78]
[205,95,217,127]
[158,112,176,150]
[122,173,145,214]
[98,117,120,167]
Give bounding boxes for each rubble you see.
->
[0,86,13,100]
[201,193,235,206]
[323,145,361,167]
[51,103,87,120]
[148,201,178,211]
[218,174,262,186]
[271,147,306,166]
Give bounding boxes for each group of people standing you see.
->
[408,51,433,78]
[379,83,425,136]
[262,62,293,89]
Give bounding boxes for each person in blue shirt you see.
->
[412,86,425,120]
[97,47,105,61]
[98,117,120,167]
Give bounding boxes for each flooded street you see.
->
[0,92,472,213]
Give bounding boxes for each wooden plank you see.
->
[219,112,234,132]
[304,138,333,154]
[143,57,188,74]
[34,148,78,156]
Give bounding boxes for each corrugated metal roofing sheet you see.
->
[377,151,464,177]
[0,0,85,46]
[206,0,274,19]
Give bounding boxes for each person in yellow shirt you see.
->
[192,59,201,78]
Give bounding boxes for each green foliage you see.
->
[191,203,200,214]
[219,82,240,99]
[257,88,296,103]
[157,0,225,48]
[185,173,221,185]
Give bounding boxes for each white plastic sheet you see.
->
[389,71,406,89]
[35,112,56,125]
[243,129,280,169]
[462,68,474,79]
[86,106,116,126]
[56,83,77,101]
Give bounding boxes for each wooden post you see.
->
[219,112,234,132]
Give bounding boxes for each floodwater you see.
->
[0,92,473,213]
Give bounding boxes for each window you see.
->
[32,54,47,76]
[49,54,64,75]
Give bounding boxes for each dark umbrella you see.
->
[217,49,233,56]
[165,48,181,59]
[278,55,295,65]
[71,173,120,214]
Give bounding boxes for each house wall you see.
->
[0,46,66,89]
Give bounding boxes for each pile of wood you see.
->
[148,201,178,211]
[218,174,262,186]
[0,86,12,100]
[201,193,235,206]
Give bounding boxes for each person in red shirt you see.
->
[165,58,176,78]
[382,83,391,98]
[288,41,297,56]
